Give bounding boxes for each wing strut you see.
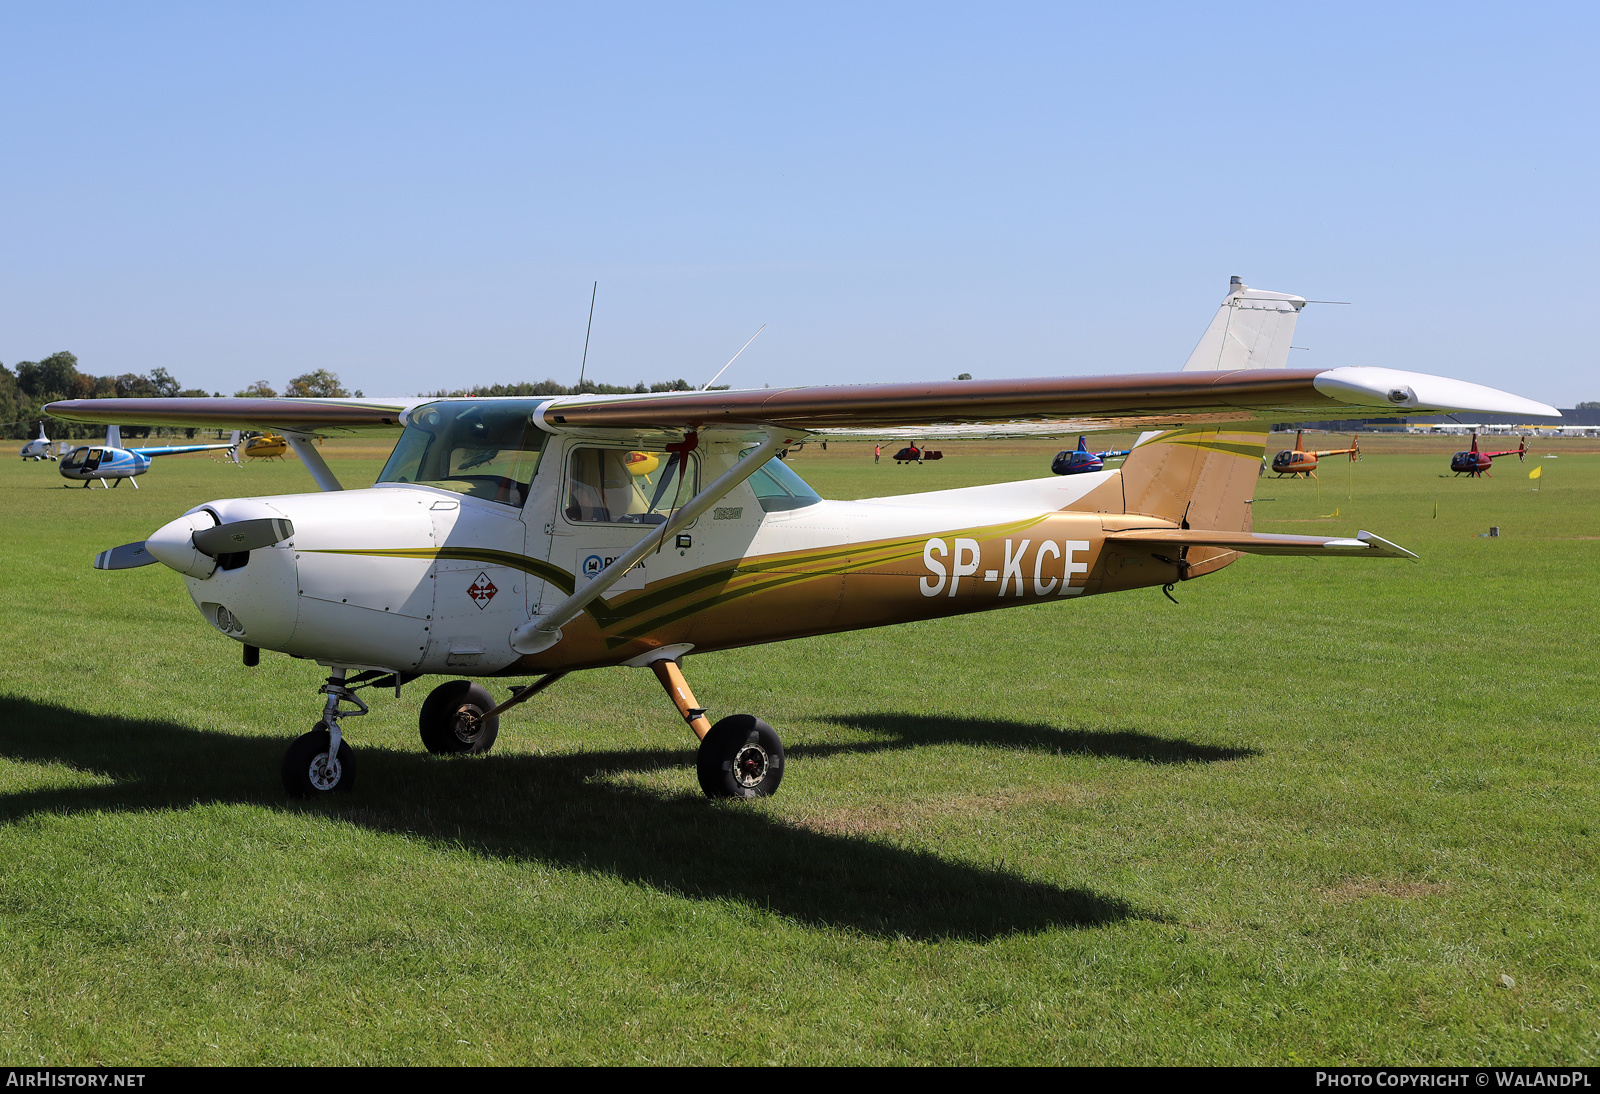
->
[284,432,344,492]
[510,428,792,655]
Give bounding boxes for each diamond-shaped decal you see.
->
[467,572,498,608]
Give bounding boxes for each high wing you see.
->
[45,396,422,435]
[46,367,1556,442]
[536,366,1556,440]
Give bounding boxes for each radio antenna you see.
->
[702,324,766,391]
[578,281,597,388]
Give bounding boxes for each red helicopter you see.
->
[892,443,943,464]
[1450,433,1525,476]
[1269,431,1360,478]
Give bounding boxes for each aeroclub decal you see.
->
[467,572,498,608]
[919,537,1091,598]
[576,547,649,592]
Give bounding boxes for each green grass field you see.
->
[0,434,1596,1064]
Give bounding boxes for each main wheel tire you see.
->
[281,726,356,797]
[697,715,784,800]
[419,680,500,755]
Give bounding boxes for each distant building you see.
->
[1273,408,1599,435]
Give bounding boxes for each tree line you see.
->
[424,378,708,398]
[2,350,717,441]
[0,353,362,440]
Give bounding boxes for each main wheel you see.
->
[419,680,500,755]
[281,726,356,797]
[697,715,784,800]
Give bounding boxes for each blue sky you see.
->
[2,2,1594,404]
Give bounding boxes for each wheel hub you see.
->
[732,742,769,789]
[308,751,341,791]
[452,705,484,745]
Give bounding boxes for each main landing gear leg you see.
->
[648,657,786,800]
[282,668,365,797]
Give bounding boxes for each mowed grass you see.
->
[0,433,1596,1064]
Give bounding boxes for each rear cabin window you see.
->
[747,458,821,512]
[565,447,699,524]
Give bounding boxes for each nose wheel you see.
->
[696,715,785,799]
[282,725,356,797]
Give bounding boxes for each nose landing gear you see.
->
[281,669,368,797]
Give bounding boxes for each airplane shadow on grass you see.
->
[0,697,1251,941]
[811,713,1259,765]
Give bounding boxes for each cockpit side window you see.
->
[377,400,549,507]
[564,447,699,524]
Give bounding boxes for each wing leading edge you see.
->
[45,367,1556,441]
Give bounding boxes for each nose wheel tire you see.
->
[282,726,356,797]
[419,680,500,755]
[697,715,784,800]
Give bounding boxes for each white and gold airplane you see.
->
[48,278,1559,800]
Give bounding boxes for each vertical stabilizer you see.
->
[1181,276,1306,372]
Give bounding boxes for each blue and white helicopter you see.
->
[59,425,239,488]
[1050,435,1132,476]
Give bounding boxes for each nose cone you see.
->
[146,512,220,579]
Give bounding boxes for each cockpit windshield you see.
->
[378,400,549,507]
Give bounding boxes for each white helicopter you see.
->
[57,425,240,488]
[48,278,1559,800]
[19,421,59,461]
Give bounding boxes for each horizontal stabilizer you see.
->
[1106,527,1418,559]
[94,542,158,570]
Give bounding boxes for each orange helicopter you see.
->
[1270,431,1360,478]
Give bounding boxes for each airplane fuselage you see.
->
[166,465,1192,678]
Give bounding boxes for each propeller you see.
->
[94,542,158,570]
[191,517,294,557]
[93,517,294,573]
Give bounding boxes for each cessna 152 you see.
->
[1269,431,1361,478]
[48,278,1560,801]
[1450,433,1526,476]
[58,425,241,488]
